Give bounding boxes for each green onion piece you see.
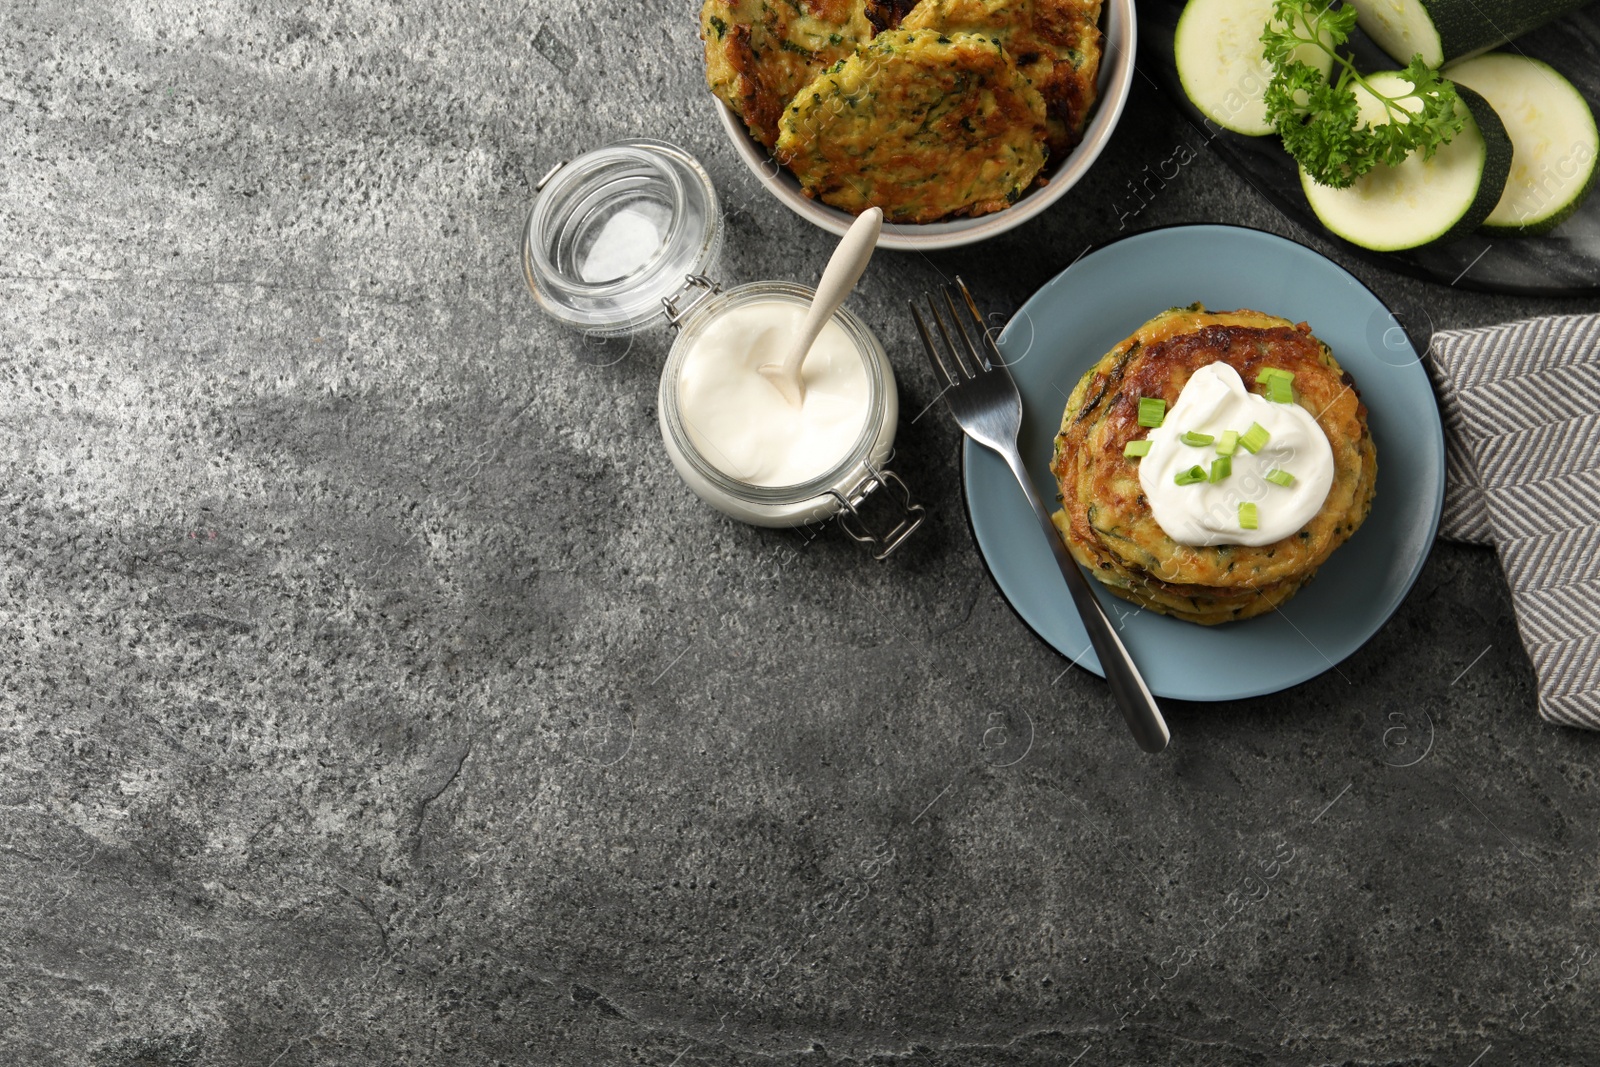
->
[1174,465,1207,486]
[1137,397,1166,428]
[1216,430,1239,456]
[1124,439,1151,458]
[1239,422,1271,453]
[1180,430,1215,447]
[1209,456,1231,483]
[1265,468,1295,487]
[1239,502,1258,530]
[1255,368,1294,386]
[1268,376,1295,404]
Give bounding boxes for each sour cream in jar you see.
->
[1139,362,1335,547]
[675,299,871,487]
[657,280,904,531]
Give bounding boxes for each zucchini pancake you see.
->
[1049,306,1376,625]
[776,30,1049,222]
[899,0,1105,155]
[700,0,920,150]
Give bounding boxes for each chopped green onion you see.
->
[1216,430,1239,456]
[1265,468,1295,487]
[1239,502,1258,530]
[1239,422,1271,453]
[1180,430,1215,447]
[1257,368,1296,402]
[1174,465,1208,486]
[1124,439,1151,458]
[1137,397,1166,428]
[1209,456,1231,483]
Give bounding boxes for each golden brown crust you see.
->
[701,0,875,150]
[1052,508,1313,623]
[1049,305,1377,625]
[899,0,1103,155]
[775,30,1048,223]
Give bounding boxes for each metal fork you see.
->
[911,278,1170,754]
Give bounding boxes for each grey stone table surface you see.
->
[4,3,1599,1066]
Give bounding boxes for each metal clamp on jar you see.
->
[523,139,925,559]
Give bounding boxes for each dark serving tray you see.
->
[1139,0,1600,295]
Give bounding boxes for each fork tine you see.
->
[927,294,976,380]
[928,292,972,379]
[940,286,988,373]
[954,276,1005,368]
[909,299,956,388]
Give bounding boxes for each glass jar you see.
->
[657,279,922,555]
[523,138,724,336]
[522,140,924,558]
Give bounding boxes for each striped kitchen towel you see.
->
[1426,313,1600,731]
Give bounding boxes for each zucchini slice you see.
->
[1175,0,1335,136]
[1300,73,1512,251]
[1346,0,1593,69]
[1445,53,1599,235]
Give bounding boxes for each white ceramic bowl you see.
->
[714,0,1137,251]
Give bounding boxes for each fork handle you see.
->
[996,449,1171,753]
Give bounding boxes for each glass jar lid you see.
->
[522,139,724,337]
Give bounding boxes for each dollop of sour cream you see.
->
[1139,363,1334,547]
[677,300,871,487]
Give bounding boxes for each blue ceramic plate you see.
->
[964,225,1445,701]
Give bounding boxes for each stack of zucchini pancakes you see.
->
[700,0,1105,222]
[1050,307,1377,625]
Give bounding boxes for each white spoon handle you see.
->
[763,208,883,405]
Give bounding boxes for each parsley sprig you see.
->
[1262,0,1466,189]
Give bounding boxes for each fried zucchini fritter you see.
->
[701,0,877,150]
[775,30,1049,223]
[1050,306,1376,625]
[899,0,1104,154]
